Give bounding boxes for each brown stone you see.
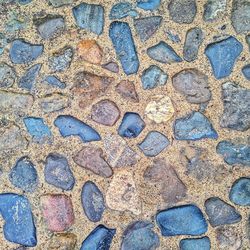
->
[73,146,113,177]
[47,233,77,250]
[116,80,139,103]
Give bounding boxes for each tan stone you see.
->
[46,233,77,250]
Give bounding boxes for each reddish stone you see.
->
[115,80,139,102]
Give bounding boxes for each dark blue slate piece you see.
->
[147,41,182,64]
[54,115,101,142]
[81,181,105,222]
[72,3,104,35]
[174,111,218,141]
[9,39,43,64]
[242,64,250,80]
[0,193,37,246]
[121,221,160,250]
[216,140,250,166]
[141,65,168,90]
[43,75,66,89]
[109,21,139,75]
[156,204,208,236]
[109,2,137,20]
[118,112,145,138]
[205,36,243,79]
[44,153,75,190]
[24,117,52,144]
[80,225,116,250]
[9,157,38,192]
[137,0,161,10]
[138,131,170,157]
[229,178,250,206]
[18,64,41,90]
[180,237,211,250]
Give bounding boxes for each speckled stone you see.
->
[203,0,227,21]
[116,80,139,102]
[180,237,211,250]
[0,63,16,88]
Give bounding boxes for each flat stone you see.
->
[106,169,141,215]
[109,21,139,75]
[121,221,160,250]
[220,82,250,131]
[118,112,145,138]
[0,62,16,88]
[54,115,101,142]
[46,233,77,250]
[73,146,112,178]
[134,16,162,42]
[156,204,208,236]
[172,69,211,104]
[81,181,105,222]
[72,3,104,35]
[229,177,250,206]
[48,0,72,7]
[205,36,243,79]
[205,197,242,227]
[0,193,37,246]
[141,65,168,90]
[80,225,116,250]
[138,131,170,157]
[168,0,197,24]
[183,28,204,62]
[180,237,211,250]
[174,111,218,140]
[102,61,119,73]
[116,80,139,102]
[44,153,75,190]
[77,39,103,64]
[9,39,43,64]
[203,0,227,21]
[242,64,250,80]
[24,117,52,144]
[91,99,120,126]
[109,2,138,20]
[145,95,175,123]
[147,41,182,64]
[43,75,66,89]
[137,0,161,10]
[40,194,75,232]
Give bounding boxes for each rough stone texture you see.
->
[39,94,69,113]
[0,63,16,88]
[46,233,77,250]
[203,0,227,21]
[43,75,66,89]
[116,80,139,102]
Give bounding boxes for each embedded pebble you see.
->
[203,0,227,21]
[138,131,170,157]
[141,65,168,90]
[147,41,182,64]
[0,193,37,246]
[91,99,120,126]
[121,221,160,250]
[205,197,242,227]
[109,2,137,20]
[137,0,161,10]
[102,61,119,73]
[73,146,112,178]
[116,80,139,102]
[46,233,77,250]
[81,181,105,222]
[0,62,16,88]
[205,36,243,79]
[48,0,72,7]
[40,194,75,232]
[43,75,66,89]
[44,153,75,190]
[246,35,250,51]
[0,33,7,55]
[9,157,38,192]
[180,237,211,250]
[166,29,181,43]
[242,64,250,80]
[156,204,208,236]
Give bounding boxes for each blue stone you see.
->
[118,112,145,138]
[0,33,8,55]
[18,0,32,4]
[0,193,37,246]
[9,39,43,64]
[54,115,101,142]
[137,0,161,10]
[109,21,139,75]
[141,65,168,90]
[81,181,105,222]
[174,111,218,141]
[80,225,116,250]
[18,64,41,90]
[180,237,211,250]
[147,41,182,63]
[242,64,250,80]
[205,36,243,79]
[9,157,38,192]
[216,140,250,166]
[73,3,104,35]
[138,131,170,157]
[121,221,160,250]
[156,204,208,236]
[43,75,66,89]
[24,117,52,144]
[229,177,250,206]
[109,2,138,20]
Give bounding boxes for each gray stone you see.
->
[48,0,72,7]
[246,35,250,52]
[39,94,69,113]
[0,62,16,88]
[203,0,227,21]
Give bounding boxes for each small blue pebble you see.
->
[118,112,145,138]
[180,237,211,250]
[137,0,161,10]
[109,2,138,20]
[242,64,250,80]
[19,64,41,90]
[43,75,66,89]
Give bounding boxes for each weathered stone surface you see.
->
[73,146,112,178]
[106,169,141,215]
[168,0,197,24]
[116,80,139,102]
[205,197,242,227]
[242,64,250,80]
[172,69,211,104]
[39,94,69,113]
[43,75,66,89]
[109,2,137,20]
[0,33,7,55]
[48,0,72,7]
[145,95,175,123]
[102,61,119,73]
[137,0,161,10]
[91,99,120,126]
[40,194,75,232]
[46,233,77,250]
[0,62,16,88]
[220,82,250,131]
[203,0,227,21]
[180,237,211,250]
